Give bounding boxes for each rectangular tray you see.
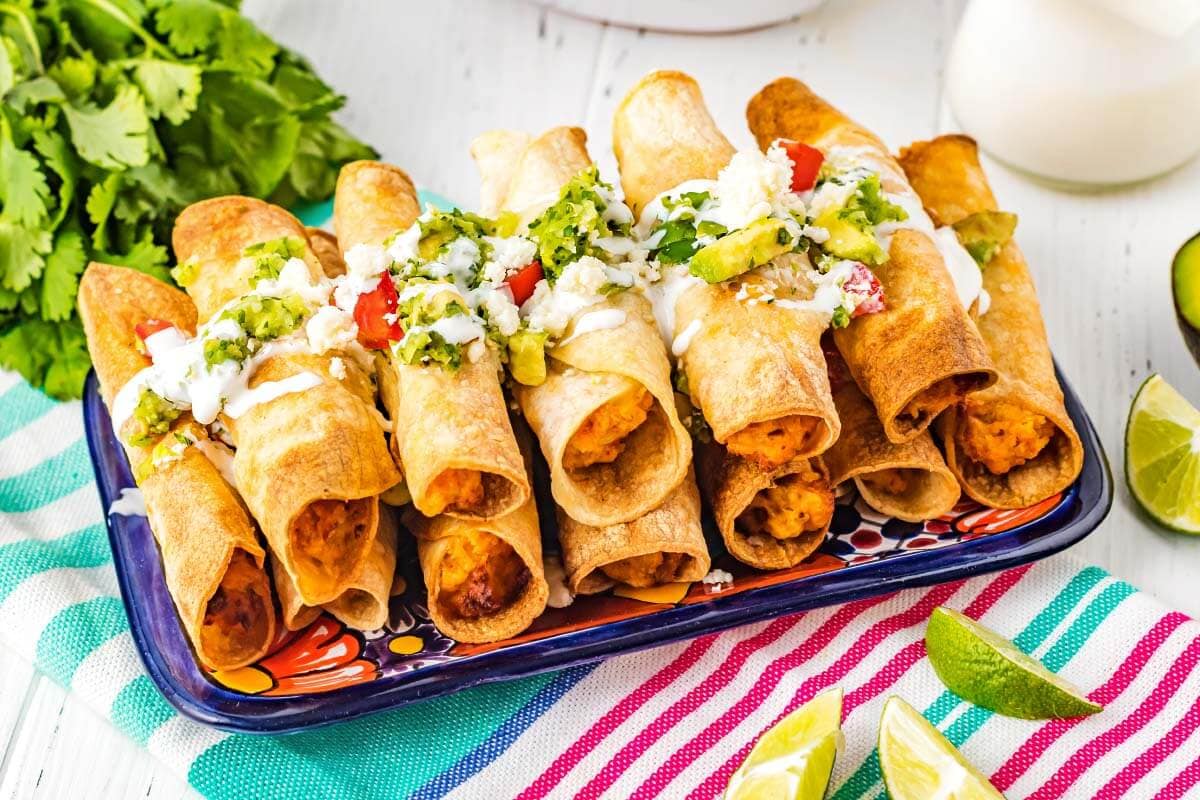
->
[84,363,1111,734]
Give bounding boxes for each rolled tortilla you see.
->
[472,126,692,527]
[78,263,275,670]
[470,129,533,217]
[273,502,399,631]
[697,441,835,570]
[173,198,400,605]
[402,486,547,644]
[613,70,839,469]
[898,135,1084,507]
[334,161,530,520]
[823,381,960,522]
[559,469,710,595]
[747,77,996,443]
[306,227,346,277]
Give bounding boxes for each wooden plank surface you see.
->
[1,0,1197,796]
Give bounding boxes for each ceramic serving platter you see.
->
[83,359,1111,734]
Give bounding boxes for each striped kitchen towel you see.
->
[2,366,1200,799]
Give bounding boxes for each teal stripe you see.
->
[35,597,128,686]
[0,381,58,440]
[0,524,110,604]
[111,675,176,745]
[0,437,91,512]
[190,670,563,800]
[831,566,1110,800]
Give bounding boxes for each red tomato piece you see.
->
[505,260,543,306]
[134,319,173,341]
[781,140,825,192]
[845,263,884,317]
[354,273,404,350]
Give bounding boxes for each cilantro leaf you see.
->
[39,229,86,321]
[130,59,201,125]
[63,85,151,170]
[0,134,50,227]
[0,221,51,291]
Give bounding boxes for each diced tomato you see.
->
[134,319,173,341]
[845,263,884,317]
[505,260,543,307]
[354,273,404,350]
[780,140,824,192]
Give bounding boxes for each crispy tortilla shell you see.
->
[899,135,1083,507]
[78,263,275,670]
[747,77,996,443]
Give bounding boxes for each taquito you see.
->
[698,443,835,570]
[472,126,692,527]
[333,161,530,520]
[402,485,547,644]
[613,70,839,468]
[899,135,1084,507]
[747,77,996,443]
[274,502,399,631]
[173,198,399,605]
[559,470,710,594]
[307,227,346,277]
[79,264,275,670]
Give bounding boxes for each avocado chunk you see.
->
[1173,231,1200,366]
[812,207,885,264]
[689,218,792,283]
[508,329,548,386]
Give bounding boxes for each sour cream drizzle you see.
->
[557,308,627,348]
[108,487,146,517]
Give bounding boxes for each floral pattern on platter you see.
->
[206,486,1068,696]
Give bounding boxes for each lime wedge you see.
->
[925,606,1100,720]
[1125,374,1200,534]
[878,696,1004,800]
[725,688,842,800]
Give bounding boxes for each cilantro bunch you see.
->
[0,0,376,398]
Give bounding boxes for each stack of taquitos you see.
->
[898,135,1083,507]
[472,125,709,590]
[614,71,837,570]
[747,78,997,444]
[78,264,276,670]
[334,161,547,642]
[173,200,400,606]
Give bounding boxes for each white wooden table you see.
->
[2,1,1198,796]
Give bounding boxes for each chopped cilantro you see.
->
[830,306,851,329]
[838,174,908,231]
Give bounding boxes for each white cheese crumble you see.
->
[702,569,733,586]
[328,356,346,380]
[306,305,358,354]
[543,554,574,609]
[481,235,538,284]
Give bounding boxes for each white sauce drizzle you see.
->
[108,487,146,517]
[223,372,323,419]
[671,318,703,357]
[194,438,238,488]
[557,309,627,348]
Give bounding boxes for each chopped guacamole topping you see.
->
[245,236,307,283]
[647,191,725,265]
[507,328,549,386]
[417,209,497,265]
[126,388,182,447]
[203,336,252,367]
[221,293,310,342]
[953,210,1018,266]
[393,288,474,369]
[527,167,632,283]
[170,259,199,288]
[838,174,908,231]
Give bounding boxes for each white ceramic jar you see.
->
[946,0,1200,186]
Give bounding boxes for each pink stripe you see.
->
[992,613,1189,791]
[640,580,964,800]
[571,613,811,800]
[515,633,720,799]
[1096,672,1200,798]
[692,566,1031,799]
[1028,634,1200,800]
[1155,750,1200,800]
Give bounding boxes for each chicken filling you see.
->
[958,399,1056,475]
[900,376,974,426]
[736,464,835,541]
[425,468,485,515]
[601,551,688,588]
[563,386,654,471]
[725,415,821,469]
[859,468,916,496]
[438,531,531,620]
[200,550,270,664]
[291,498,373,582]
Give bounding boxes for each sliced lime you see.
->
[725,688,842,800]
[1173,232,1200,363]
[878,696,1004,800]
[925,607,1100,720]
[1125,374,1200,534]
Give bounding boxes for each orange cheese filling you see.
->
[725,415,821,469]
[958,399,1056,475]
[437,531,531,620]
[901,376,971,425]
[601,551,688,588]
[563,386,654,471]
[425,468,485,515]
[736,464,834,541]
[291,497,373,578]
[200,550,270,665]
[860,467,915,496]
